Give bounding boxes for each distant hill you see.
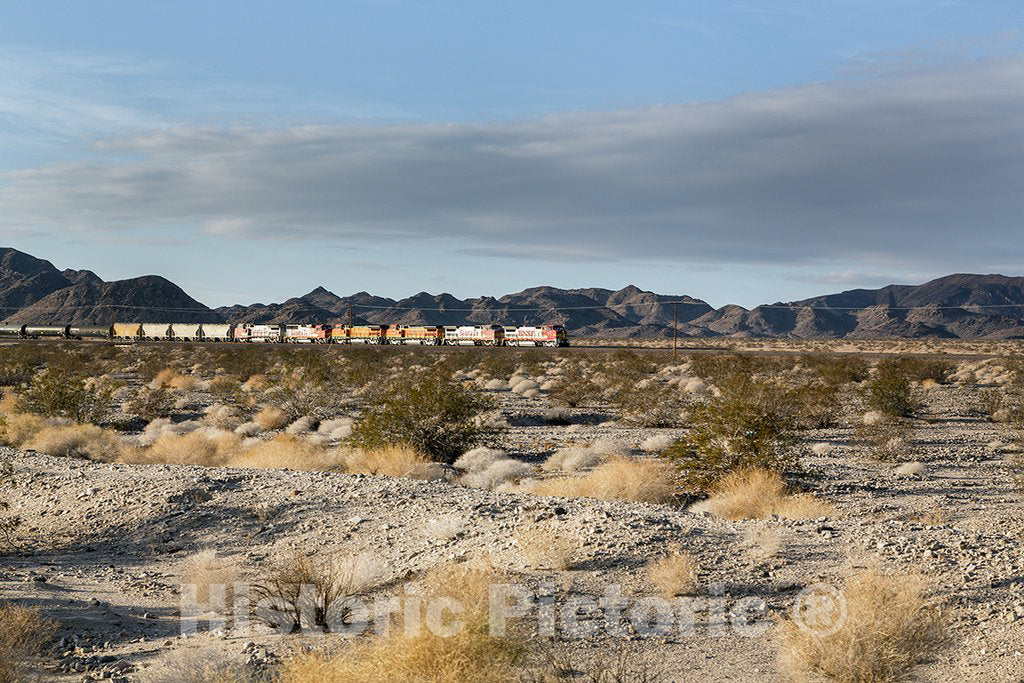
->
[0,248,221,325]
[2,246,1024,337]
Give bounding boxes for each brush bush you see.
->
[22,370,114,424]
[662,374,800,492]
[352,369,494,463]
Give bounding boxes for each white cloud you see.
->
[1,55,1022,274]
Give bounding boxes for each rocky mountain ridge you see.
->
[2,247,1024,337]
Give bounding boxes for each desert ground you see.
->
[0,339,1022,682]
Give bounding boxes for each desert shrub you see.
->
[253,554,382,633]
[855,420,916,462]
[789,381,842,429]
[235,434,347,471]
[0,412,45,448]
[0,463,22,548]
[124,430,241,467]
[541,446,606,473]
[340,348,387,387]
[778,567,946,682]
[862,364,922,418]
[263,382,350,421]
[0,346,46,387]
[180,549,244,615]
[975,388,1024,425]
[662,375,801,492]
[344,444,437,478]
[460,457,534,490]
[884,356,955,384]
[647,548,699,597]
[352,369,494,463]
[697,468,833,520]
[546,360,598,408]
[0,603,56,683]
[21,370,113,424]
[208,376,243,404]
[276,561,525,683]
[23,424,125,461]
[125,387,174,421]
[253,406,289,430]
[614,381,688,428]
[804,355,870,386]
[522,457,675,504]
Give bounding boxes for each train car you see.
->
[504,325,569,347]
[112,323,143,340]
[199,323,234,342]
[68,325,112,340]
[385,325,443,345]
[335,324,388,344]
[142,323,172,340]
[284,324,332,343]
[169,323,203,341]
[0,325,25,338]
[23,325,70,338]
[236,324,284,343]
[442,325,504,346]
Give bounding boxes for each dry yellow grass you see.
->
[180,549,244,614]
[23,424,125,461]
[700,468,833,520]
[253,406,289,430]
[520,456,676,504]
[647,548,699,597]
[241,374,269,391]
[0,603,56,683]
[778,567,946,682]
[277,560,524,683]
[168,374,198,391]
[0,412,46,447]
[232,434,347,471]
[149,367,198,391]
[516,526,575,570]
[121,430,241,467]
[344,445,433,478]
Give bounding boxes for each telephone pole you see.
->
[673,302,677,360]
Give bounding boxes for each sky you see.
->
[0,1,1022,308]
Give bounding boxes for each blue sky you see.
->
[1,1,1022,308]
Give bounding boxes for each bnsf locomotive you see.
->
[0,323,570,347]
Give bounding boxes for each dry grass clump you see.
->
[778,567,946,683]
[234,434,347,471]
[522,457,676,504]
[516,526,575,570]
[121,430,241,467]
[422,514,467,541]
[23,424,125,461]
[344,444,438,478]
[0,412,46,447]
[253,406,289,430]
[639,433,676,453]
[203,403,242,429]
[0,603,56,683]
[455,448,534,489]
[647,548,699,597]
[277,560,524,683]
[149,368,197,391]
[540,446,605,473]
[696,468,833,520]
[180,549,244,614]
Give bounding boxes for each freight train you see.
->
[0,323,570,347]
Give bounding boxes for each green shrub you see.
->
[547,361,598,408]
[21,370,114,424]
[352,369,494,463]
[0,347,47,387]
[882,356,955,384]
[863,364,922,417]
[804,355,870,386]
[662,375,800,492]
[855,420,915,462]
[789,381,842,429]
[125,387,174,421]
[614,381,688,428]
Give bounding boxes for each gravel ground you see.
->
[1,368,1023,682]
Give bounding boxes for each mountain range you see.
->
[2,247,1024,338]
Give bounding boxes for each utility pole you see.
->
[347,303,353,328]
[673,302,677,360]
